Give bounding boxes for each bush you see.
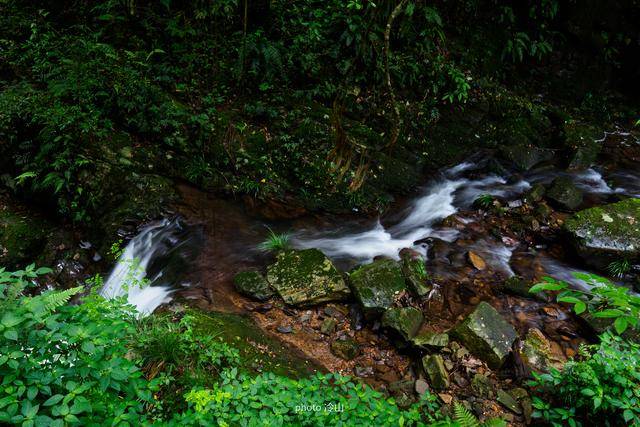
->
[530,333,640,426]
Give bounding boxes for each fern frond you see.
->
[454,402,480,427]
[43,286,84,311]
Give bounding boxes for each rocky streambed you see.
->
[11,129,638,424]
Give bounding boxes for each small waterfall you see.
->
[100,217,202,315]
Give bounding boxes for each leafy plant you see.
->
[530,333,640,426]
[474,194,495,209]
[0,266,158,426]
[258,227,291,252]
[606,258,631,278]
[529,273,640,334]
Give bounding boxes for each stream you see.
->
[100,154,640,315]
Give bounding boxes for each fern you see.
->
[454,403,480,427]
[42,286,84,311]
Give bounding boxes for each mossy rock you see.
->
[564,198,640,269]
[266,249,350,306]
[563,122,603,170]
[381,307,423,341]
[401,254,431,297]
[348,259,407,318]
[422,354,449,390]
[521,328,565,372]
[546,176,583,211]
[234,271,274,301]
[0,205,51,268]
[411,331,449,350]
[499,144,555,172]
[330,339,360,361]
[188,309,319,378]
[452,302,517,369]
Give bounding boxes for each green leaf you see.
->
[593,309,623,318]
[42,395,63,407]
[529,282,568,294]
[4,330,18,341]
[614,317,628,335]
[623,409,634,422]
[1,312,22,328]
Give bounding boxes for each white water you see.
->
[100,219,180,315]
[294,164,526,263]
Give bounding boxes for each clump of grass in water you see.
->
[607,258,631,278]
[258,227,291,252]
[474,193,494,209]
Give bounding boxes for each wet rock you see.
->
[500,144,554,172]
[524,183,546,203]
[389,379,415,396]
[234,270,274,301]
[521,328,566,372]
[331,339,360,360]
[267,249,351,306]
[564,198,640,269]
[401,253,431,297]
[501,276,534,298]
[381,307,423,340]
[276,325,293,334]
[254,303,273,313]
[452,302,517,369]
[467,251,487,270]
[422,354,449,390]
[471,373,493,398]
[320,318,337,335]
[497,389,522,414]
[348,259,407,318]
[414,379,429,396]
[411,331,449,350]
[546,177,583,211]
[563,122,602,170]
[354,365,374,377]
[534,202,553,221]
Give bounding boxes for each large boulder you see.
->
[266,249,350,306]
[382,307,423,340]
[348,259,407,318]
[564,198,640,269]
[546,177,583,211]
[234,271,274,301]
[452,302,517,369]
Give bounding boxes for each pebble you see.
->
[414,379,429,395]
[438,393,453,404]
[299,311,312,323]
[276,325,293,334]
[354,366,374,378]
[254,303,273,313]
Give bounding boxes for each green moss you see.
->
[348,259,407,318]
[0,205,50,268]
[266,249,350,306]
[233,271,274,301]
[188,309,319,378]
[563,122,602,170]
[381,307,423,340]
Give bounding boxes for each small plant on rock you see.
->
[258,227,291,252]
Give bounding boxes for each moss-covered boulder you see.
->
[266,249,350,306]
[500,144,554,171]
[422,354,449,390]
[564,198,640,269]
[233,271,274,301]
[563,122,602,170]
[521,328,565,372]
[381,307,423,340]
[452,302,517,369]
[348,259,407,318]
[0,205,50,268]
[546,177,583,211]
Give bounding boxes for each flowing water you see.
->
[101,155,640,314]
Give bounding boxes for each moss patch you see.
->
[348,259,407,318]
[0,203,51,268]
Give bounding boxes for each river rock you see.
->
[401,252,431,297]
[381,307,423,340]
[233,270,274,301]
[452,302,517,369]
[563,122,602,170]
[524,183,546,203]
[422,354,449,390]
[266,249,350,306]
[564,198,640,269]
[330,339,360,360]
[467,251,487,270]
[521,328,566,372]
[497,389,522,414]
[546,177,583,211]
[348,259,407,318]
[411,331,449,350]
[500,144,554,172]
[320,318,337,335]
